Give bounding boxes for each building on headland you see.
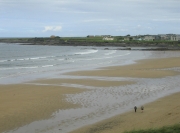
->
[123,36,130,41]
[123,35,133,41]
[170,34,180,41]
[87,34,180,41]
[158,34,174,40]
[123,34,180,41]
[132,36,143,41]
[101,35,112,38]
[143,35,156,41]
[103,37,114,41]
[87,35,112,38]
[158,34,180,41]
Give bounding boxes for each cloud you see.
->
[43,26,62,32]
[1,0,180,37]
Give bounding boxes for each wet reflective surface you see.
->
[4,72,180,133]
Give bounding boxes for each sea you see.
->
[0,43,150,84]
[1,43,180,133]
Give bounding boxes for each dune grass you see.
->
[124,124,180,133]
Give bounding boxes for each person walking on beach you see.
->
[134,106,137,112]
[141,106,144,113]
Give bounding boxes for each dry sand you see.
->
[66,57,180,78]
[0,56,180,133]
[0,84,84,132]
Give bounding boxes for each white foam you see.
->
[75,49,98,55]
[104,50,117,55]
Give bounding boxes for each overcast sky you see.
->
[0,0,180,37]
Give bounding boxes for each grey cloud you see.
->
[0,0,180,37]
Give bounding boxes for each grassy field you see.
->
[124,124,180,133]
[60,36,180,44]
[1,36,180,47]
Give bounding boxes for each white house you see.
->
[143,35,155,41]
[170,35,180,41]
[103,37,114,41]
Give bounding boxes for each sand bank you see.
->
[66,57,180,78]
[1,56,180,133]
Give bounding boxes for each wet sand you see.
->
[70,92,180,133]
[1,54,180,133]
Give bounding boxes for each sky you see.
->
[0,0,180,37]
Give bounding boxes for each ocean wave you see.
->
[0,55,79,63]
[0,64,56,70]
[0,66,39,70]
[42,65,54,68]
[104,50,117,55]
[0,56,56,63]
[73,51,131,61]
[0,60,7,62]
[75,49,98,55]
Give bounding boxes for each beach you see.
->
[70,92,180,133]
[0,51,180,133]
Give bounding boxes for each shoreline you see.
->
[1,53,180,133]
[1,42,180,51]
[0,38,180,51]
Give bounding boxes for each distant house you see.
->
[158,34,174,41]
[158,34,168,40]
[171,35,176,41]
[176,35,180,41]
[103,37,114,41]
[143,35,155,41]
[123,36,133,41]
[123,37,130,41]
[158,34,180,41]
[170,35,180,41]
[154,35,161,40]
[132,36,143,41]
[101,35,112,38]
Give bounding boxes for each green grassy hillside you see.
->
[124,124,180,133]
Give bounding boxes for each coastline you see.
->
[0,52,180,133]
[0,38,180,51]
